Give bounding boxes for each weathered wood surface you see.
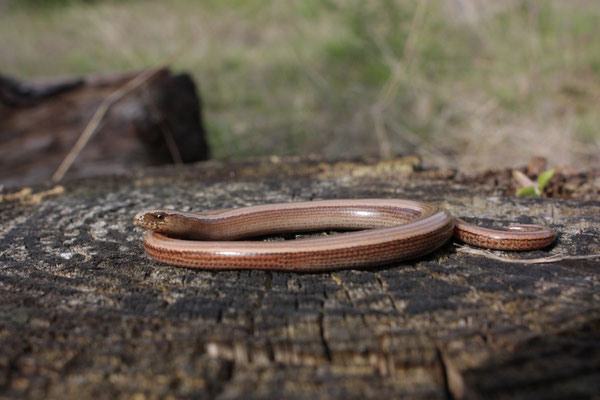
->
[0,69,209,187]
[0,157,599,399]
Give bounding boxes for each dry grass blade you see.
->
[51,67,166,183]
[0,185,64,205]
[455,244,600,264]
[369,0,428,160]
[512,170,535,188]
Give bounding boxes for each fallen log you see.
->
[0,68,209,187]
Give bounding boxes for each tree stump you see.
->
[0,157,598,399]
[0,69,209,187]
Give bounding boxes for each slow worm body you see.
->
[133,199,555,271]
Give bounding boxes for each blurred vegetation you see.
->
[1,0,599,169]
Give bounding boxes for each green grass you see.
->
[1,0,599,169]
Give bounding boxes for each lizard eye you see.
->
[154,212,166,221]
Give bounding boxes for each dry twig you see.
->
[455,244,600,264]
[52,67,166,183]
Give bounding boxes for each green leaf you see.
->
[537,168,555,191]
[516,186,538,197]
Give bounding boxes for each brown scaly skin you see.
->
[133,199,555,271]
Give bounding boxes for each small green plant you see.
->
[515,169,555,197]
